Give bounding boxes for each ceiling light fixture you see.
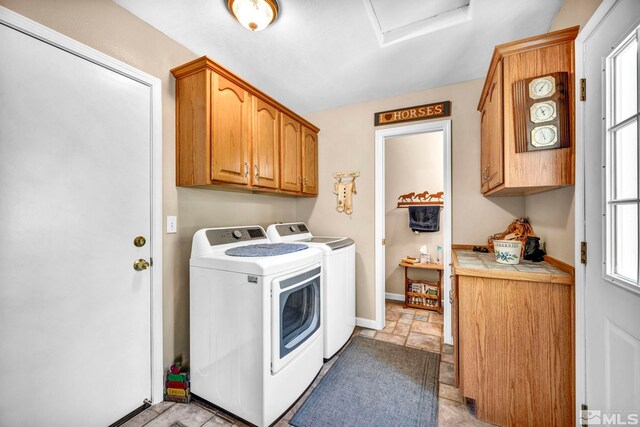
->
[227,0,279,32]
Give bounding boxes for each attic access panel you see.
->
[364,0,472,47]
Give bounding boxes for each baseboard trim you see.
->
[356,317,382,330]
[385,292,404,302]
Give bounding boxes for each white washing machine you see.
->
[267,222,355,359]
[190,226,323,427]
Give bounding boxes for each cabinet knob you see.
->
[304,177,308,185]
[298,176,302,184]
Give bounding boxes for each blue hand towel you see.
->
[408,206,440,232]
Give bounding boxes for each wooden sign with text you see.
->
[374,101,451,126]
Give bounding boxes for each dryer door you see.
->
[271,265,321,374]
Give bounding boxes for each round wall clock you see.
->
[528,76,556,99]
[530,101,557,123]
[531,125,558,147]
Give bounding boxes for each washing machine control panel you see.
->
[276,223,309,236]
[206,227,266,246]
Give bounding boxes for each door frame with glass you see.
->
[0,5,164,406]
[575,0,640,422]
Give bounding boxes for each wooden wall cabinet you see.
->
[171,57,319,196]
[452,248,575,426]
[301,126,318,195]
[279,116,319,195]
[252,97,280,190]
[280,114,302,193]
[477,26,579,196]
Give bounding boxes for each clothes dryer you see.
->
[267,222,355,359]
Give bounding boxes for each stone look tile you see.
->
[359,328,376,338]
[145,403,215,427]
[382,320,396,333]
[441,352,454,364]
[397,317,413,325]
[440,362,455,386]
[121,409,160,427]
[406,331,441,352]
[386,311,401,321]
[202,415,235,427]
[410,320,443,337]
[438,397,491,426]
[429,313,445,325]
[415,315,429,321]
[374,331,407,346]
[439,383,464,403]
[392,321,410,336]
[152,401,177,415]
[400,313,415,319]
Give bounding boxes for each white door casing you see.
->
[576,0,640,423]
[374,120,452,342]
[0,7,163,426]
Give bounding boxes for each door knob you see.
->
[133,259,150,271]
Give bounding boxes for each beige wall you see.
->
[549,0,603,32]
[385,133,444,295]
[299,79,526,321]
[523,0,603,266]
[0,0,299,367]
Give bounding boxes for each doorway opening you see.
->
[374,120,452,344]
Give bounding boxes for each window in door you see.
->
[605,26,640,289]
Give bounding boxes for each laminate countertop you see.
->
[452,249,574,285]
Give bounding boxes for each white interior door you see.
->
[0,16,155,426]
[582,0,640,421]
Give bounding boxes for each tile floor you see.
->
[123,300,489,427]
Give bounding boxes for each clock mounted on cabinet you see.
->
[513,71,570,152]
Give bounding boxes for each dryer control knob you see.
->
[232,230,242,239]
[289,225,297,232]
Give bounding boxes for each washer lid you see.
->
[301,237,355,251]
[191,246,322,276]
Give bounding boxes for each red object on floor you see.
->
[170,364,181,374]
[166,380,188,389]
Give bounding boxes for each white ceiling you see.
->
[114,0,564,114]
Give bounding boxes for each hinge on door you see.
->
[580,78,587,101]
[581,242,587,264]
[382,238,385,246]
[581,403,588,427]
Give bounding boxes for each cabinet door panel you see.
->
[280,114,301,192]
[211,73,250,184]
[252,97,279,189]
[487,62,504,190]
[480,109,491,193]
[301,127,318,195]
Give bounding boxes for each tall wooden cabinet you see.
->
[171,56,319,196]
[478,26,578,196]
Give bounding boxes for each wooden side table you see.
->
[399,262,444,314]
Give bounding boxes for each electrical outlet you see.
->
[166,216,177,234]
